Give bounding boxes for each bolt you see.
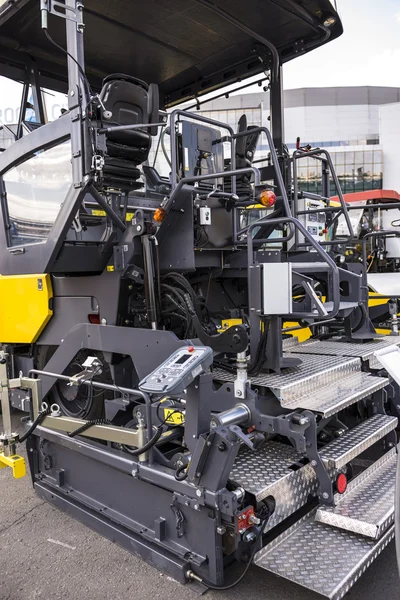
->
[236,390,242,396]
[196,489,202,498]
[136,225,142,232]
[248,515,261,525]
[311,460,317,467]
[194,504,200,511]
[206,441,212,447]
[216,526,226,535]
[218,442,226,452]
[196,472,201,477]
[322,492,329,500]
[243,531,257,543]
[101,318,107,325]
[70,90,75,96]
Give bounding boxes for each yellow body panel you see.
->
[0,274,52,343]
[283,321,312,342]
[0,452,26,478]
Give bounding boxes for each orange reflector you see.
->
[88,314,100,324]
[153,207,166,222]
[336,473,347,494]
[259,190,276,208]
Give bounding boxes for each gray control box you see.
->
[138,346,213,395]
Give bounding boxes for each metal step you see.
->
[319,414,397,469]
[254,509,394,600]
[315,449,396,539]
[285,337,400,369]
[283,371,389,417]
[229,441,321,533]
[213,353,361,403]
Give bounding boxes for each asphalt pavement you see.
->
[1,413,399,600]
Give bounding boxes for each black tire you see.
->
[36,345,112,420]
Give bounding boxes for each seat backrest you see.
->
[100,74,159,135]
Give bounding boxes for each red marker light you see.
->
[336,473,347,494]
[188,346,194,353]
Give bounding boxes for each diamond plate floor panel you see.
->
[254,509,394,600]
[229,441,320,532]
[315,448,396,539]
[285,337,400,368]
[213,353,360,402]
[319,414,398,469]
[283,372,389,417]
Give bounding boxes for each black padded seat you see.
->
[98,74,159,189]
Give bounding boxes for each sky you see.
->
[283,0,400,89]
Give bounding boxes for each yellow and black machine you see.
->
[1,0,400,597]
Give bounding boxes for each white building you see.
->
[197,86,400,195]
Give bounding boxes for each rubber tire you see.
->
[36,345,110,420]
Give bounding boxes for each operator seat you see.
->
[99,74,159,190]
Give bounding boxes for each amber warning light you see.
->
[259,190,277,208]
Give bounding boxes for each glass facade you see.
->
[296,149,383,195]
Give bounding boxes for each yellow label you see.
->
[107,265,115,272]
[164,408,184,425]
[126,212,134,222]
[92,209,106,216]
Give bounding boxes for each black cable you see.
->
[200,515,269,590]
[19,406,51,443]
[174,464,188,481]
[68,418,112,438]
[43,28,92,99]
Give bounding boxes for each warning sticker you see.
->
[164,409,185,425]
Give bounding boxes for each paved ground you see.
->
[1,413,399,600]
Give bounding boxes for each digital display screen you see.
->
[175,354,191,365]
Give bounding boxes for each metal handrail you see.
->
[361,230,400,266]
[169,109,236,192]
[292,148,354,239]
[233,126,291,218]
[247,216,340,319]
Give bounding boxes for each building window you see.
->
[297,149,383,195]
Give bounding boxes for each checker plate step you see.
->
[283,371,389,417]
[285,337,400,368]
[254,509,394,600]
[229,441,322,532]
[213,353,360,403]
[315,449,396,539]
[319,414,397,469]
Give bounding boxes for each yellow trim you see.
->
[0,274,53,343]
[0,452,26,478]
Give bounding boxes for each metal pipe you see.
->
[28,369,153,453]
[247,216,340,319]
[211,404,250,428]
[89,185,127,232]
[361,230,400,266]
[169,109,236,192]
[293,149,354,238]
[233,126,291,217]
[98,122,166,134]
[162,167,260,215]
[193,0,280,82]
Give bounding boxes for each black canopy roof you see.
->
[0,0,342,106]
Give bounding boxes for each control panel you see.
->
[291,197,327,249]
[138,346,213,395]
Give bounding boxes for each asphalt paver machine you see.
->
[0,1,399,597]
